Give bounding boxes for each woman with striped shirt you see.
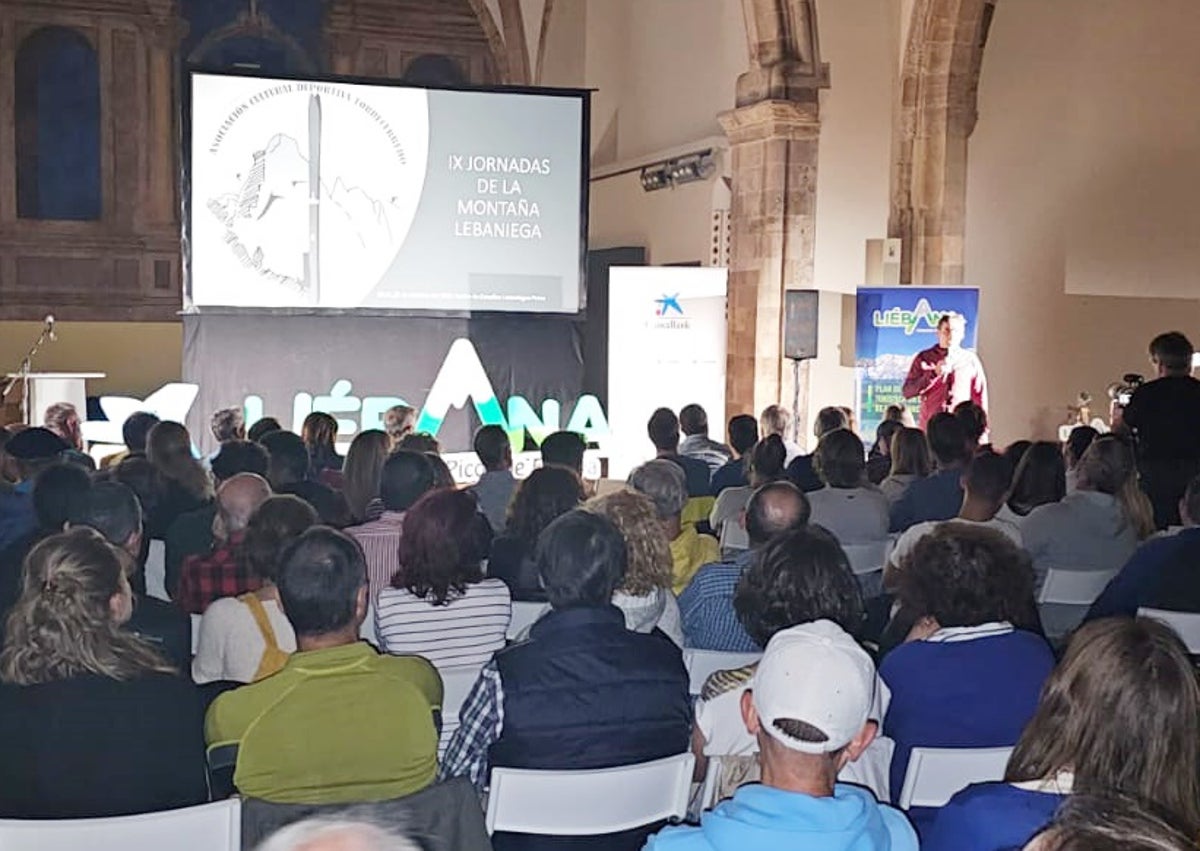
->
[375,488,510,671]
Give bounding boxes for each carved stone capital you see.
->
[719,98,821,146]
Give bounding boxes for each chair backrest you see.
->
[0,799,240,851]
[485,753,694,836]
[439,664,485,749]
[360,601,379,647]
[897,746,1013,809]
[682,648,762,695]
[507,601,546,640]
[841,540,890,577]
[145,539,168,602]
[190,613,202,655]
[717,518,749,553]
[1139,607,1200,653]
[1038,568,1118,605]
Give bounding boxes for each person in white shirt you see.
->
[886,451,1021,584]
[375,488,510,671]
[806,429,890,548]
[468,425,516,532]
[192,495,318,684]
[760,404,802,465]
[878,427,932,506]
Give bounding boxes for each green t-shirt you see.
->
[206,641,443,804]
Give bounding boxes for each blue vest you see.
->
[490,605,691,772]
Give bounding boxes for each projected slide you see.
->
[188,73,585,313]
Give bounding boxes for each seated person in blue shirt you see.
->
[647,408,712,498]
[648,620,917,851]
[1021,792,1198,851]
[925,616,1200,851]
[709,415,759,497]
[440,509,691,851]
[889,414,971,533]
[880,523,1054,830]
[0,427,72,553]
[680,481,809,651]
[1086,473,1200,621]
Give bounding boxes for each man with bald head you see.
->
[679,481,810,651]
[176,473,272,614]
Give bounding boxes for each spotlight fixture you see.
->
[639,149,716,192]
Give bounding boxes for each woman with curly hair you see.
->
[926,617,1200,850]
[488,466,585,601]
[584,489,682,645]
[880,523,1054,821]
[375,488,507,671]
[0,528,207,817]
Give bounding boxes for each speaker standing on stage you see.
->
[902,313,989,431]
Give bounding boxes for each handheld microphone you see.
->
[44,314,56,342]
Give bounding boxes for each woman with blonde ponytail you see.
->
[0,528,207,818]
[1021,436,1146,631]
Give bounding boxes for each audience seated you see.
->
[806,428,891,550]
[890,413,972,532]
[176,472,272,614]
[69,481,191,670]
[397,432,441,455]
[248,416,283,443]
[0,426,70,552]
[682,481,809,652]
[0,528,207,817]
[1003,439,1032,473]
[1086,473,1200,620]
[99,409,159,470]
[469,425,516,532]
[165,438,270,598]
[211,406,246,445]
[785,406,848,492]
[692,526,891,801]
[376,489,508,670]
[881,525,1054,819]
[262,429,351,527]
[647,408,712,497]
[43,401,96,470]
[678,403,732,473]
[652,621,917,851]
[878,427,932,506]
[1021,435,1152,593]
[206,527,442,804]
[489,466,584,601]
[954,400,989,447]
[585,489,683,644]
[629,459,719,594]
[540,429,587,476]
[925,616,1200,851]
[342,429,390,525]
[440,509,691,851]
[759,404,801,464]
[192,495,319,684]
[866,418,904,485]
[425,451,455,488]
[145,420,214,538]
[347,450,436,601]
[302,412,344,481]
[1022,794,1198,851]
[1062,425,1098,494]
[709,434,787,549]
[708,414,758,496]
[886,451,1020,582]
[383,404,418,452]
[997,441,1065,523]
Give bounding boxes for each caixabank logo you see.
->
[650,293,689,329]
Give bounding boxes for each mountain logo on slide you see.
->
[655,294,684,316]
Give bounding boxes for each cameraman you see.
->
[1117,331,1200,528]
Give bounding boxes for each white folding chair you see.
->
[145,539,168,602]
[717,519,749,553]
[360,601,380,648]
[1038,567,1118,637]
[190,614,202,656]
[682,648,762,695]
[1139,607,1200,653]
[897,746,1013,809]
[438,664,486,756]
[842,539,890,600]
[507,601,546,640]
[485,753,694,836]
[0,799,241,851]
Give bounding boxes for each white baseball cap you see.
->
[751,620,877,755]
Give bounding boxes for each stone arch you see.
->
[890,0,996,285]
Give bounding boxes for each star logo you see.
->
[655,294,683,316]
[81,382,200,447]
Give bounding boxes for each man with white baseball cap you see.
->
[646,620,917,850]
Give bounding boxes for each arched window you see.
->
[15,27,101,221]
[403,54,469,87]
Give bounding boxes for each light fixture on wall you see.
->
[639,149,716,192]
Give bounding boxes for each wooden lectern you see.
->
[2,372,106,427]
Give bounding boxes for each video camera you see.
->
[1107,374,1145,407]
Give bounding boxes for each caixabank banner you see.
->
[855,287,981,440]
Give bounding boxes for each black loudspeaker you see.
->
[784,290,819,360]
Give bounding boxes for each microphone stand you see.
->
[0,321,54,425]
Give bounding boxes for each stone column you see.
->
[719,99,821,418]
[144,23,179,227]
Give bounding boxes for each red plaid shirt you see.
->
[175,531,261,614]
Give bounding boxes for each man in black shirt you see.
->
[1119,331,1200,528]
